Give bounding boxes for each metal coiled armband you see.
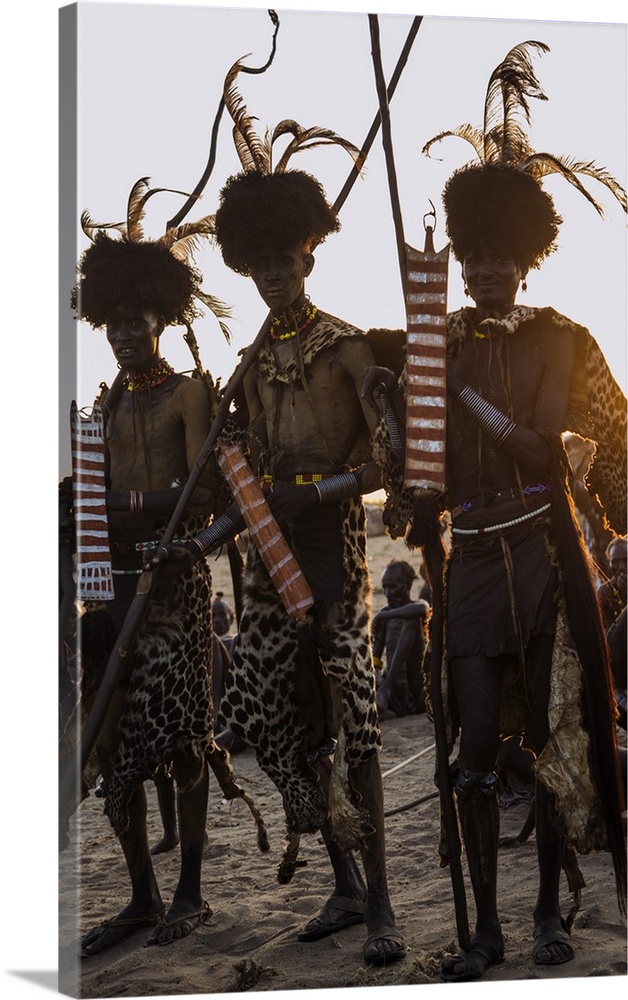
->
[191,511,240,555]
[313,472,359,504]
[457,385,516,445]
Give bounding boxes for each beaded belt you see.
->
[110,538,186,554]
[451,501,552,536]
[257,473,336,490]
[110,537,187,575]
[450,483,551,520]
[134,538,186,552]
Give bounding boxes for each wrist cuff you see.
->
[314,472,359,504]
[193,512,238,555]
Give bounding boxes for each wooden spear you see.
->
[367,13,470,952]
[333,15,423,215]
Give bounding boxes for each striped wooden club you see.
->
[216,440,314,620]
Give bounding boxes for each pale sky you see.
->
[61,0,627,481]
[2,2,627,999]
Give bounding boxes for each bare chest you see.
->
[256,351,366,470]
[107,391,189,490]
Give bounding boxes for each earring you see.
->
[521,278,528,292]
[464,286,470,296]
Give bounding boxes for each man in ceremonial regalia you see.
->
[60,181,264,955]
[365,40,627,982]
[161,62,406,967]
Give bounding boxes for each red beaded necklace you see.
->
[126,358,174,392]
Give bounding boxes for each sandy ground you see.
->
[58,522,627,999]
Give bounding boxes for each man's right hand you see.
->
[59,477,75,551]
[59,476,73,509]
[149,504,245,572]
[361,366,398,411]
[149,541,200,575]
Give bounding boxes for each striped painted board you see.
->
[404,240,449,491]
[71,401,115,601]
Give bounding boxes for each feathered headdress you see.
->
[214,58,366,275]
[73,177,231,340]
[423,41,627,272]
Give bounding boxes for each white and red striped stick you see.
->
[216,440,314,620]
[71,401,115,601]
[403,240,449,492]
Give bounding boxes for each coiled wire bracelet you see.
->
[313,472,359,503]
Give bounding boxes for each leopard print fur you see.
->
[77,515,215,836]
[220,498,381,837]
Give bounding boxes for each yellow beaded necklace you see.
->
[269,300,318,341]
[474,328,501,340]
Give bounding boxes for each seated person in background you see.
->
[372,560,429,715]
[212,592,236,655]
[597,535,627,631]
[607,606,627,735]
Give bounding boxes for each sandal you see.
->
[363,925,406,966]
[80,909,165,957]
[147,901,212,946]
[298,895,366,942]
[441,937,505,982]
[532,919,574,965]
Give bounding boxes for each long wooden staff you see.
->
[368,13,470,951]
[169,9,279,618]
[182,322,245,621]
[333,15,423,214]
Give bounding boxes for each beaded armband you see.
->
[314,472,359,504]
[457,385,516,445]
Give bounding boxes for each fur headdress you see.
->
[423,41,627,273]
[214,59,365,275]
[72,177,230,338]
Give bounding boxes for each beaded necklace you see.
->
[269,300,318,341]
[125,358,174,392]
